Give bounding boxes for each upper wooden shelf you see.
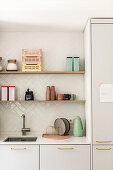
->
[0,71,85,74]
[0,100,85,103]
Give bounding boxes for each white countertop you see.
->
[0,134,91,145]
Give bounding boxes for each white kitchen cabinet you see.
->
[0,145,39,170]
[92,23,113,144]
[40,145,90,170]
[93,145,113,170]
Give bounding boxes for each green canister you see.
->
[73,116,84,137]
[74,57,80,71]
[66,57,73,71]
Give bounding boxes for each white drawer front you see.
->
[0,145,39,170]
[40,145,90,170]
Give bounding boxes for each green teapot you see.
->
[73,116,84,137]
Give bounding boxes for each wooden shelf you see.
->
[0,71,85,74]
[0,100,85,103]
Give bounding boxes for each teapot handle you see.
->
[82,118,85,131]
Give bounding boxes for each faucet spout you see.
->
[21,114,30,136]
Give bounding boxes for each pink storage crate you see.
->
[22,49,42,65]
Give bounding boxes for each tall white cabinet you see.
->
[92,23,113,144]
[84,18,113,170]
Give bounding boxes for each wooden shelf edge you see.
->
[0,100,85,103]
[0,71,85,74]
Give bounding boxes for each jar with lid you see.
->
[0,57,3,71]
[7,59,18,71]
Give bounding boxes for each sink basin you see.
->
[4,137,37,142]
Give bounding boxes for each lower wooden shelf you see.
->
[0,71,85,74]
[0,100,85,103]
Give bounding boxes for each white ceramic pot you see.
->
[7,59,18,71]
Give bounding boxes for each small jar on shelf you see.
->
[66,57,73,71]
[1,86,9,101]
[74,57,80,71]
[9,86,16,101]
[6,59,18,71]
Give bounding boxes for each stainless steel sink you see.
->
[4,137,37,142]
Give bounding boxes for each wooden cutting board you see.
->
[42,134,70,140]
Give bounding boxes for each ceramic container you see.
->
[66,57,73,71]
[63,94,71,100]
[46,86,51,101]
[9,86,16,101]
[1,86,9,101]
[7,59,18,71]
[70,94,76,100]
[74,57,80,71]
[51,86,56,100]
[57,94,63,100]
[73,116,84,137]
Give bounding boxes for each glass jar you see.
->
[0,57,3,71]
[7,59,18,71]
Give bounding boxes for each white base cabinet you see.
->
[93,145,113,170]
[0,145,39,170]
[40,145,90,170]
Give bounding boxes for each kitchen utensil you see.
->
[61,118,70,135]
[25,88,34,100]
[54,118,66,136]
[1,86,9,101]
[7,59,18,71]
[66,57,73,71]
[42,134,70,140]
[73,116,84,137]
[46,86,51,101]
[74,57,80,71]
[51,86,56,100]
[57,94,63,100]
[54,118,70,136]
[9,86,16,101]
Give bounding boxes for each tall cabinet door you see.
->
[92,23,113,144]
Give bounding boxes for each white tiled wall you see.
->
[0,32,84,135]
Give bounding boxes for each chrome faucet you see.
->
[21,114,30,136]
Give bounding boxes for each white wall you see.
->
[0,32,85,135]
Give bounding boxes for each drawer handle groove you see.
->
[57,148,74,150]
[11,148,26,150]
[96,141,112,143]
[96,148,112,151]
